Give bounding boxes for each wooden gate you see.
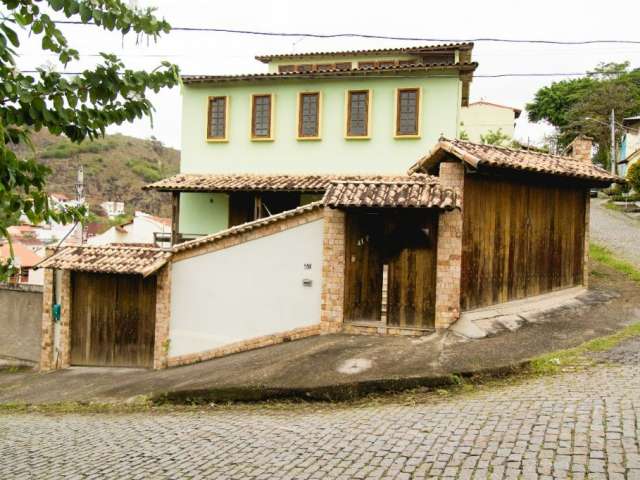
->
[344,209,438,329]
[71,272,157,367]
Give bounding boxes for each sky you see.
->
[14,0,640,149]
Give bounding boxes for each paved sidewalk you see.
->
[3,337,640,479]
[591,199,640,268]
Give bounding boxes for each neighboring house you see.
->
[0,242,44,285]
[619,116,640,176]
[87,211,171,247]
[143,43,477,242]
[101,201,126,218]
[459,100,521,143]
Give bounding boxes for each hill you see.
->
[13,130,180,217]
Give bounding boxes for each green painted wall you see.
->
[179,73,462,235]
[179,192,229,235]
[181,75,461,176]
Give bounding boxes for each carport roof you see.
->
[36,245,172,277]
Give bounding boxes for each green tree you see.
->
[627,162,640,193]
[480,128,511,146]
[0,0,179,279]
[526,62,640,171]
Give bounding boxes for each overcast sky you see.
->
[15,0,640,149]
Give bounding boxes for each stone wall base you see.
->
[166,324,323,368]
[342,323,434,337]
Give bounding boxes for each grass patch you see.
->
[530,322,640,375]
[590,243,640,283]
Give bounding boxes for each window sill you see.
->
[250,137,275,142]
[206,138,229,143]
[394,134,421,140]
[344,135,371,140]
[297,136,322,141]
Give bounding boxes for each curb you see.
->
[152,361,532,404]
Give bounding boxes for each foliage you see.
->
[526,62,640,171]
[480,128,511,146]
[458,123,469,141]
[126,158,162,182]
[627,162,640,192]
[590,243,640,283]
[0,0,180,280]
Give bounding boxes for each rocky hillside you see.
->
[13,130,179,217]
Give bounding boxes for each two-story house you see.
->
[145,43,477,242]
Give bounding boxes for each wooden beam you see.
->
[171,192,180,246]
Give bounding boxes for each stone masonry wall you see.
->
[39,268,55,371]
[320,207,345,333]
[58,270,72,368]
[434,161,465,330]
[153,264,172,369]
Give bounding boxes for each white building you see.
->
[87,211,171,247]
[459,101,522,143]
[100,201,126,218]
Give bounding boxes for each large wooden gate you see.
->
[344,209,438,329]
[71,272,157,367]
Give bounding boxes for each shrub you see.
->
[627,162,640,193]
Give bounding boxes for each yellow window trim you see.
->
[296,91,322,141]
[250,93,275,141]
[344,89,372,140]
[394,87,422,139]
[205,95,230,142]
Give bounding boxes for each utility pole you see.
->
[75,165,85,243]
[610,108,616,175]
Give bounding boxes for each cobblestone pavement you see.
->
[591,199,640,268]
[2,338,640,479]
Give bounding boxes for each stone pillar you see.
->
[583,191,591,289]
[153,264,172,369]
[434,162,465,330]
[320,207,345,333]
[58,270,72,368]
[39,268,55,371]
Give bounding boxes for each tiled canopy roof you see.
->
[36,246,172,277]
[182,62,478,84]
[323,179,458,209]
[144,173,431,193]
[254,42,474,63]
[409,138,624,184]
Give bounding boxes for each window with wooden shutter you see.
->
[346,90,371,138]
[298,92,321,139]
[395,88,420,137]
[251,94,273,140]
[206,96,228,141]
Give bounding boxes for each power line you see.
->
[51,21,640,45]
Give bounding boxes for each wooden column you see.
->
[171,192,180,246]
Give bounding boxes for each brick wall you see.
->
[153,264,172,369]
[39,268,55,371]
[320,207,345,333]
[434,161,464,330]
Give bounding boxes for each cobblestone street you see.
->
[591,199,640,268]
[2,338,640,479]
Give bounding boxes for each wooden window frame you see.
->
[344,89,372,140]
[250,93,275,141]
[206,96,229,142]
[296,91,322,141]
[394,87,422,139]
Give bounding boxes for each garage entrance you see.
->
[70,272,157,367]
[344,209,439,330]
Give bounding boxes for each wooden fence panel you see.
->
[71,272,156,367]
[461,175,587,311]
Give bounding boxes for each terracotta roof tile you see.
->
[37,245,171,277]
[182,62,478,84]
[410,138,624,184]
[172,202,324,253]
[323,179,458,209]
[144,173,432,192]
[254,42,474,63]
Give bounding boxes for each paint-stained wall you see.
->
[169,219,324,357]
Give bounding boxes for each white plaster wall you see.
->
[169,219,324,358]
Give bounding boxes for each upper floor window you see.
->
[395,88,420,137]
[251,94,274,140]
[298,92,321,139]
[346,90,371,139]
[206,96,228,141]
